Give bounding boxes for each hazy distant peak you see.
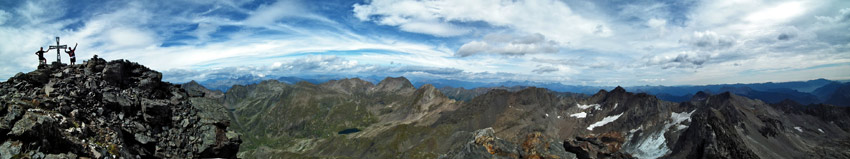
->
[374,76,415,93]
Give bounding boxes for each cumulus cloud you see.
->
[456,33,559,57]
[0,10,10,25]
[243,0,336,27]
[645,52,711,69]
[352,0,471,36]
[162,55,531,84]
[531,57,613,69]
[816,8,850,23]
[682,31,735,50]
[352,0,612,45]
[2,0,850,87]
[532,65,559,74]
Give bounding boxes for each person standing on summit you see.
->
[65,43,77,65]
[35,47,51,65]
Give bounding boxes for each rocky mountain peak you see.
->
[320,78,374,94]
[373,76,415,93]
[691,91,710,101]
[0,56,240,158]
[611,86,626,94]
[596,89,609,95]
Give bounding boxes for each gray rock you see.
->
[44,153,77,159]
[0,104,24,130]
[139,71,162,91]
[8,111,58,137]
[181,119,190,128]
[0,56,241,158]
[0,140,22,159]
[44,80,56,97]
[135,133,155,144]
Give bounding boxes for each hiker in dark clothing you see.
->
[65,43,77,65]
[35,47,51,65]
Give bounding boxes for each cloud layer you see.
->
[0,0,848,86]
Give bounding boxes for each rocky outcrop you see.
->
[667,106,760,159]
[182,80,224,98]
[441,127,576,159]
[0,56,240,158]
[563,132,633,159]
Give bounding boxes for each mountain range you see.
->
[3,57,850,159]
[194,75,850,107]
[187,74,850,158]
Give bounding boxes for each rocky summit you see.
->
[0,56,240,159]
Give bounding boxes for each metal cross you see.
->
[48,37,66,63]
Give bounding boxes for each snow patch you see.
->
[623,110,694,158]
[613,103,618,109]
[818,128,824,133]
[587,113,624,130]
[628,129,671,159]
[577,103,601,110]
[570,112,587,118]
[545,113,549,117]
[557,115,562,119]
[629,126,643,133]
[668,110,695,131]
[675,124,689,131]
[670,110,695,124]
[795,127,803,132]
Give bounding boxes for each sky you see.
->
[0,0,849,86]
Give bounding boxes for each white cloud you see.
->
[456,33,559,57]
[744,1,806,26]
[532,65,559,74]
[648,18,666,29]
[683,31,736,50]
[195,22,219,42]
[353,0,612,45]
[816,8,850,23]
[243,0,336,26]
[1,0,849,87]
[105,27,158,49]
[0,10,10,25]
[396,21,470,37]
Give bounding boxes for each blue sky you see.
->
[0,0,849,86]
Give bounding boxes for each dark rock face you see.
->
[182,80,224,99]
[0,56,240,158]
[563,132,633,159]
[668,107,761,159]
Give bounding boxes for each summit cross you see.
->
[48,37,67,63]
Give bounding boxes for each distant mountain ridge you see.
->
[184,76,850,158]
[195,76,849,107]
